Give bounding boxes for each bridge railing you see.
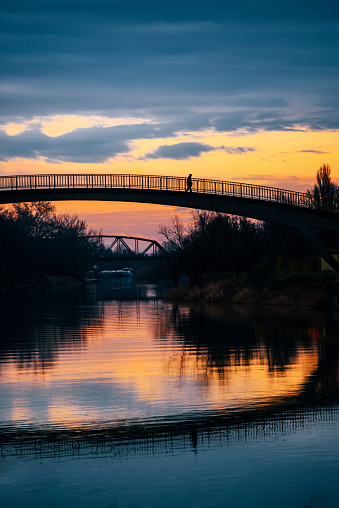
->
[0,173,313,209]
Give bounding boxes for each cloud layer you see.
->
[0,0,338,163]
[144,143,256,160]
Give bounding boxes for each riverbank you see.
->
[0,275,83,291]
[163,271,339,308]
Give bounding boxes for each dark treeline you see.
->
[158,211,315,286]
[159,164,339,286]
[0,201,101,284]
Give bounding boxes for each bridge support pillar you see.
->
[296,227,339,273]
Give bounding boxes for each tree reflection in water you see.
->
[155,302,339,403]
[0,289,104,372]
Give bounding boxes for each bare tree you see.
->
[158,214,187,250]
[158,215,188,286]
[158,211,266,286]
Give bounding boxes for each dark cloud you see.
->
[0,123,179,163]
[297,150,330,154]
[221,147,257,154]
[0,0,338,161]
[144,142,256,160]
[145,142,216,160]
[2,0,337,26]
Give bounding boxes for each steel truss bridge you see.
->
[1,173,339,270]
[88,234,165,260]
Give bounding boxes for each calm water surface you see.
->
[0,279,339,507]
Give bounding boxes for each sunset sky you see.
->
[1,0,338,238]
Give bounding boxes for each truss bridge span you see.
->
[89,234,165,260]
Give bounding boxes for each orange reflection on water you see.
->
[1,300,321,428]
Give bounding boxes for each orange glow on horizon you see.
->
[0,128,338,189]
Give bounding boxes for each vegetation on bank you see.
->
[0,201,101,288]
[158,164,339,306]
[157,210,320,287]
[163,271,339,308]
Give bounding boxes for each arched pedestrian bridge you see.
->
[1,173,339,270]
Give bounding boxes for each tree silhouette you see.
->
[307,163,339,212]
[158,211,268,285]
[0,202,101,282]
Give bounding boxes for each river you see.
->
[0,279,339,507]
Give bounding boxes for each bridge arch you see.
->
[1,173,339,270]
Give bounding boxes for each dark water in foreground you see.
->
[1,279,339,507]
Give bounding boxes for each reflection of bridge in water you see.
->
[1,402,338,459]
[1,173,339,270]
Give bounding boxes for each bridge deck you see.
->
[0,173,312,209]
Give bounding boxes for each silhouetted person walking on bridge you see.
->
[186,174,192,192]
